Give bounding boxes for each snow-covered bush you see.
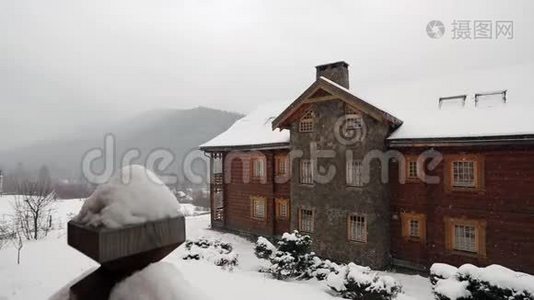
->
[305,256,342,281]
[182,238,238,270]
[254,236,276,260]
[430,263,534,300]
[256,231,322,280]
[327,263,403,300]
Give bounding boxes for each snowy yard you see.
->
[0,196,433,300]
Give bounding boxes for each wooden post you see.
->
[67,216,186,300]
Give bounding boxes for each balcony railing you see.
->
[214,208,224,221]
[212,173,223,185]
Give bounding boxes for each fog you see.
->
[1,0,533,150]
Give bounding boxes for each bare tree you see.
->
[13,180,55,240]
[0,219,10,250]
[10,219,24,264]
[0,216,23,264]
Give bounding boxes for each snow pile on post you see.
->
[74,165,181,228]
[430,263,534,300]
[110,262,208,300]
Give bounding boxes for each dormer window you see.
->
[475,90,507,107]
[299,109,314,132]
[438,95,467,109]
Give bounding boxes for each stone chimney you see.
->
[315,61,349,89]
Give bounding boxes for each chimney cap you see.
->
[315,61,349,71]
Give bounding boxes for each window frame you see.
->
[298,208,314,233]
[445,155,484,192]
[400,212,426,242]
[300,159,314,185]
[299,109,314,133]
[346,159,364,187]
[250,196,267,221]
[347,213,367,243]
[275,198,289,220]
[452,160,477,188]
[444,217,486,257]
[404,155,423,183]
[343,104,364,140]
[275,154,289,176]
[250,156,266,180]
[453,224,478,253]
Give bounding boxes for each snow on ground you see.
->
[74,165,181,228]
[0,195,433,300]
[179,203,209,217]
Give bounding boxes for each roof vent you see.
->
[475,90,507,107]
[438,95,467,109]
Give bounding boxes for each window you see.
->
[444,217,486,257]
[299,110,314,132]
[344,105,363,140]
[250,196,266,220]
[299,208,314,233]
[400,212,426,241]
[409,220,420,238]
[275,155,289,176]
[252,157,266,179]
[300,159,313,185]
[454,224,477,253]
[345,105,363,129]
[275,198,289,219]
[446,155,484,192]
[346,160,363,187]
[404,156,421,182]
[408,161,418,179]
[348,214,367,242]
[452,161,475,188]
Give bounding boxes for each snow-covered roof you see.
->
[354,63,534,140]
[200,101,290,150]
[202,63,534,149]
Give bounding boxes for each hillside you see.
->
[0,107,242,181]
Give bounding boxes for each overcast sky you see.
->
[1,0,533,150]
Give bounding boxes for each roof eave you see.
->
[388,134,534,147]
[199,142,290,152]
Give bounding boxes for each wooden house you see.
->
[200,61,534,273]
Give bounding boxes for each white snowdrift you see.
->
[433,277,471,300]
[458,264,534,295]
[110,262,209,300]
[73,165,182,228]
[430,263,458,280]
